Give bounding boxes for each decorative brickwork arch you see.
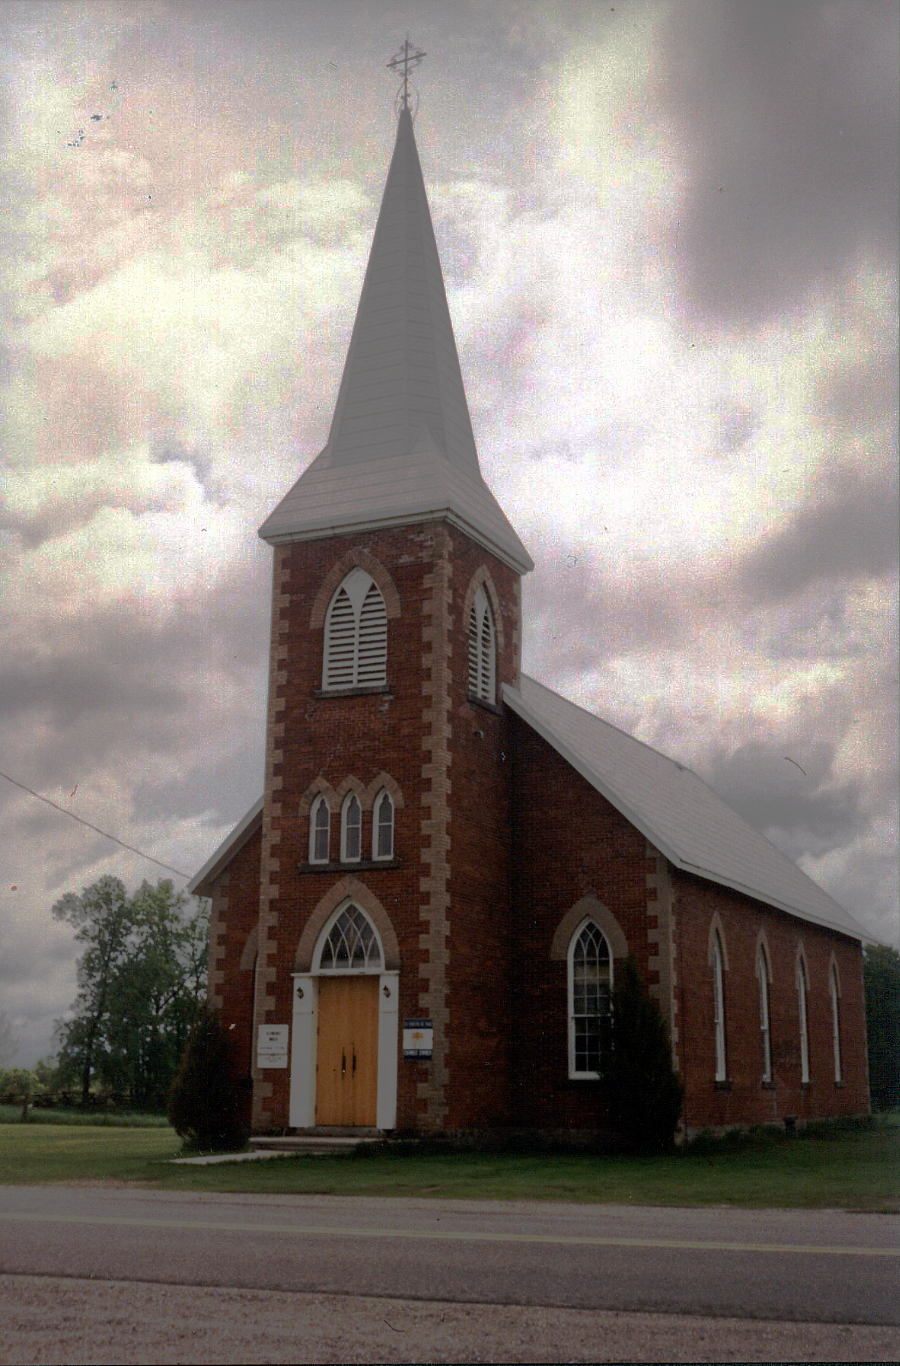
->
[294,877,401,971]
[310,548,401,629]
[299,778,337,817]
[363,770,405,809]
[706,913,730,971]
[550,895,628,962]
[334,774,366,802]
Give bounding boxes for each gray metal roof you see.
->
[504,675,867,940]
[259,106,533,574]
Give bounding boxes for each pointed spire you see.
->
[260,97,532,574]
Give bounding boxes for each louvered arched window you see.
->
[567,920,612,1078]
[340,792,362,863]
[373,789,394,861]
[309,794,330,864]
[323,569,387,690]
[468,585,496,703]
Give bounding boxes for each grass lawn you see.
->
[0,1117,897,1210]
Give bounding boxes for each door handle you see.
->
[341,1050,346,1076]
[352,1050,357,1076]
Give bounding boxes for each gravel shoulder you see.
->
[3,1274,898,1364]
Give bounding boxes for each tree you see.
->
[607,956,683,1152]
[167,1004,247,1150]
[864,944,900,1111]
[54,878,208,1108]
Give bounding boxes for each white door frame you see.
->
[289,969,399,1129]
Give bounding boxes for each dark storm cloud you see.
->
[702,737,866,863]
[661,0,899,326]
[737,465,899,601]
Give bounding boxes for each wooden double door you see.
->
[315,976,379,1127]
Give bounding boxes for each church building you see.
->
[189,82,870,1141]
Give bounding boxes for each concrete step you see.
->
[249,1133,383,1154]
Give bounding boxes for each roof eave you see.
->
[188,796,264,898]
[501,684,865,942]
[259,507,534,575]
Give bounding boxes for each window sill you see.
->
[314,684,393,699]
[714,1079,733,1091]
[565,1075,605,1086]
[299,858,401,874]
[834,1080,846,1089]
[760,1081,777,1090]
[801,1081,813,1090]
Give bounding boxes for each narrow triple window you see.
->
[468,585,496,703]
[323,569,387,690]
[373,790,394,860]
[797,955,810,1083]
[341,793,362,862]
[756,944,772,1083]
[712,932,727,1082]
[830,963,842,1084]
[309,795,330,864]
[568,921,612,1078]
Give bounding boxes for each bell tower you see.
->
[251,58,532,1134]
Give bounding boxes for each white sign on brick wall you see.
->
[257,1024,289,1068]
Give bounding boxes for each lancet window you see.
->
[467,585,496,703]
[712,931,727,1082]
[797,953,810,1083]
[568,920,613,1078]
[323,568,387,690]
[756,943,772,1083]
[340,792,362,863]
[309,795,330,864]
[373,789,395,860]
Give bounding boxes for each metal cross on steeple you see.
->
[386,36,426,111]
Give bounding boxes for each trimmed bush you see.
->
[167,1005,247,1151]
[608,956,683,1152]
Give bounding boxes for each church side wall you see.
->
[206,825,262,1094]
[441,526,521,1131]
[673,871,870,1132]
[508,715,660,1133]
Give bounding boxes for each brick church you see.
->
[189,90,870,1140]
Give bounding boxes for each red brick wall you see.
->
[207,825,262,1107]
[507,714,657,1131]
[673,870,869,1130]
[253,521,523,1131]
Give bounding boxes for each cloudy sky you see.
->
[2,0,897,1066]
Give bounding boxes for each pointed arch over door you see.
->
[290,894,399,1131]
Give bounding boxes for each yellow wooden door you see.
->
[315,976,379,1126]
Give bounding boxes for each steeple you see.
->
[259,100,533,574]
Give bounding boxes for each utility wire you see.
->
[0,769,191,880]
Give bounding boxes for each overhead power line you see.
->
[0,769,191,880]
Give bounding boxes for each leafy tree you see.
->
[54,878,208,1108]
[167,1004,247,1151]
[607,956,683,1152]
[864,944,900,1111]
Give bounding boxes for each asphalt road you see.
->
[1,1187,898,1362]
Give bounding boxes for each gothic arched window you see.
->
[712,931,727,1082]
[830,962,842,1084]
[340,792,362,863]
[372,789,394,861]
[316,904,383,973]
[567,920,612,1078]
[309,794,331,864]
[467,585,496,703]
[323,569,387,690]
[797,953,810,1083]
[756,942,772,1083]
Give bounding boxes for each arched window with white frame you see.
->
[567,920,613,1078]
[467,585,496,703]
[309,794,331,864]
[372,789,394,861]
[797,953,810,1083]
[340,792,362,863]
[756,942,772,1083]
[323,568,387,690]
[315,903,383,973]
[830,962,842,1083]
[712,931,727,1082]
